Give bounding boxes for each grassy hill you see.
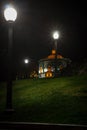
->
[0,74,87,125]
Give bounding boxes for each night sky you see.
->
[0,0,87,79]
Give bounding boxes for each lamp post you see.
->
[4,5,17,112]
[24,59,29,78]
[53,31,59,77]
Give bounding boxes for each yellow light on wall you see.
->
[45,72,53,78]
[52,50,56,55]
[39,67,43,73]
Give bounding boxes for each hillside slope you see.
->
[0,75,87,125]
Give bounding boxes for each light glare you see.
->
[53,31,59,40]
[4,7,17,21]
[24,59,29,64]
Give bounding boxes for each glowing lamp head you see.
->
[53,31,59,40]
[24,59,29,64]
[4,7,17,22]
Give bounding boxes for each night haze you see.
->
[0,0,87,80]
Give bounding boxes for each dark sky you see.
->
[0,0,87,70]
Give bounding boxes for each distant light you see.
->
[4,6,17,22]
[53,31,59,40]
[24,59,29,64]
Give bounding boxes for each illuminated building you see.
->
[38,50,71,78]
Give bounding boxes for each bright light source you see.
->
[39,67,43,73]
[24,59,29,64]
[53,31,59,40]
[4,6,17,22]
[44,68,48,72]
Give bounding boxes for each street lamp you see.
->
[53,31,59,77]
[4,5,17,112]
[4,7,17,22]
[24,59,29,64]
[24,59,29,78]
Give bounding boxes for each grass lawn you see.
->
[0,75,87,125]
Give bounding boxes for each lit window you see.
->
[44,68,48,72]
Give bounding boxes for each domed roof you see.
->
[46,50,63,59]
[39,50,63,61]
